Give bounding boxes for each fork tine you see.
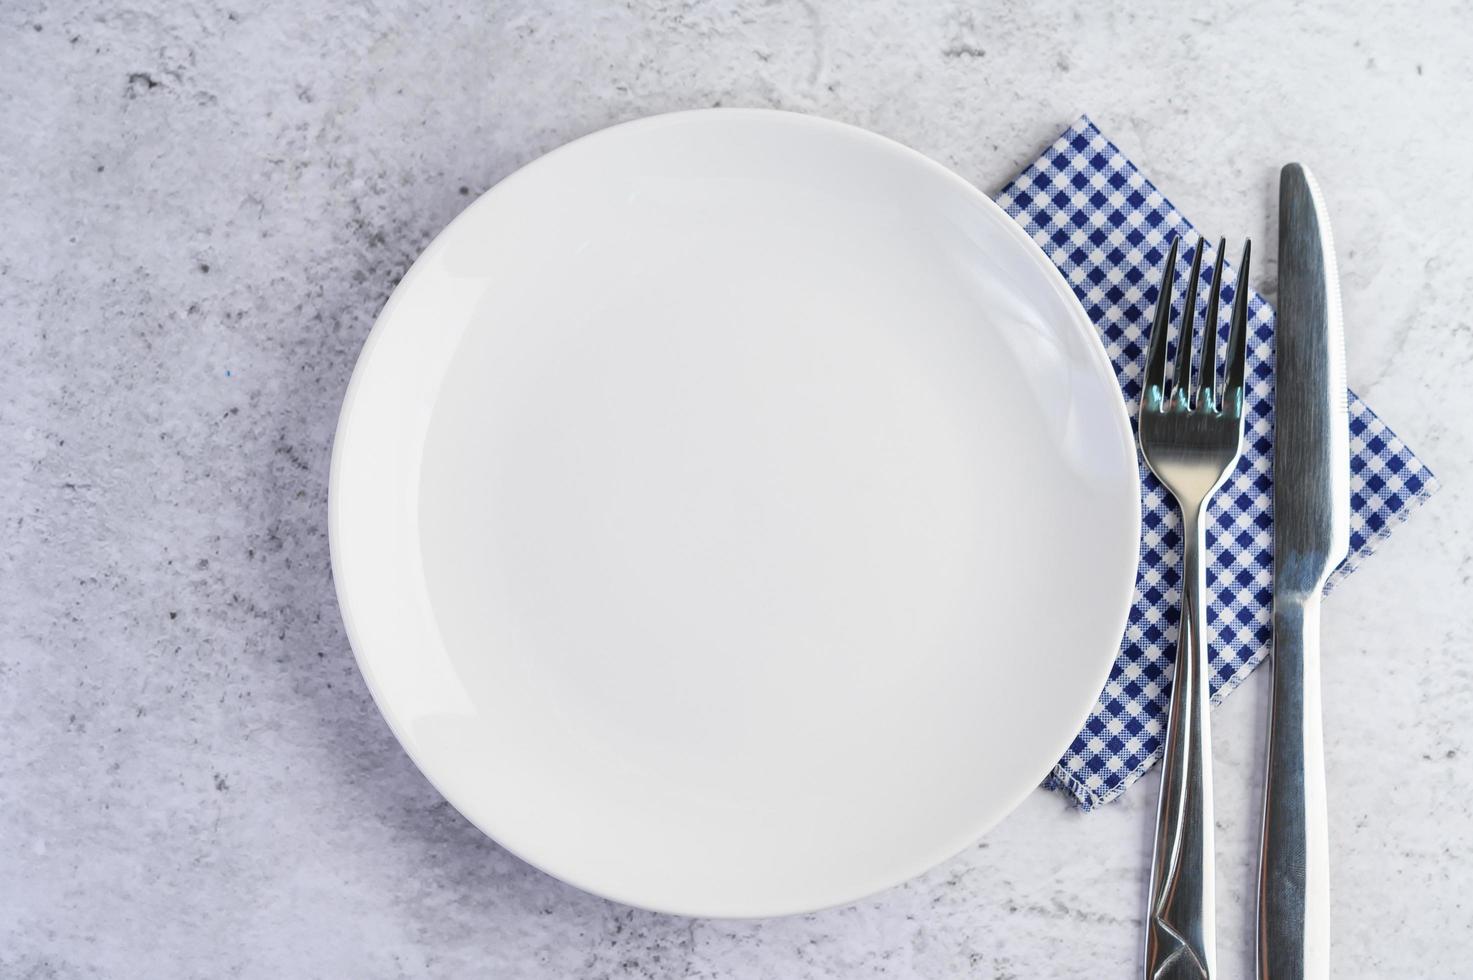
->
[1172,239,1204,405]
[1143,237,1179,403]
[1196,238,1227,410]
[1224,239,1252,405]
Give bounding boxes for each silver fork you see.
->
[1139,236,1252,980]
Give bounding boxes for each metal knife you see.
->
[1258,163,1351,980]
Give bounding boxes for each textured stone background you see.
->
[2,2,1469,977]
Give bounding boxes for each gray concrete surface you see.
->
[2,1,1469,977]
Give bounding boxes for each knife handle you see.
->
[1257,594,1331,979]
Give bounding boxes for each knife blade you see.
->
[1258,163,1351,980]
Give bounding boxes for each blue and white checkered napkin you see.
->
[994,116,1439,810]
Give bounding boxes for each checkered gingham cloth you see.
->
[995,116,1439,810]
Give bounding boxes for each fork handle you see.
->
[1256,595,1330,979]
[1144,508,1215,980]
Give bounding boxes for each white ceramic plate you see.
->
[330,109,1139,918]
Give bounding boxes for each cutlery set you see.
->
[331,109,1429,958]
[1141,165,1349,980]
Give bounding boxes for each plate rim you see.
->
[329,107,1141,918]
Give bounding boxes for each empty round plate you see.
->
[330,109,1139,918]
